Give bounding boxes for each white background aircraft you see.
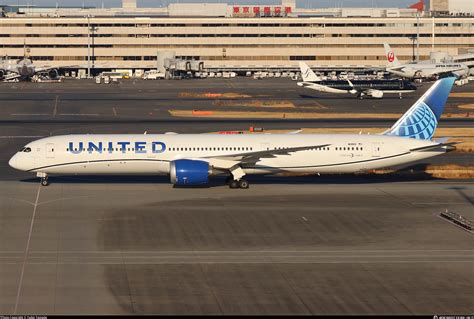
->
[0,46,63,81]
[384,43,469,80]
[9,78,456,188]
[297,62,417,99]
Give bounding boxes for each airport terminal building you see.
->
[0,0,473,73]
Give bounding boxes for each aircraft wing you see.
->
[34,67,52,73]
[35,64,84,73]
[201,143,331,169]
[297,81,316,87]
[2,72,21,80]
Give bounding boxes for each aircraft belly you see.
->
[40,159,169,175]
[244,151,441,175]
[319,86,347,94]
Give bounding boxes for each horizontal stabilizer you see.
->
[410,142,458,152]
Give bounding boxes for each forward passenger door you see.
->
[46,143,55,159]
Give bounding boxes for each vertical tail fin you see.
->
[384,43,400,67]
[383,77,455,140]
[299,62,320,82]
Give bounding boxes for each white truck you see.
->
[143,70,165,80]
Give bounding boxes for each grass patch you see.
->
[169,110,472,119]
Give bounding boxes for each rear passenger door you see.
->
[371,142,381,157]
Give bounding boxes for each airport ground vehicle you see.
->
[143,70,165,80]
[101,72,125,80]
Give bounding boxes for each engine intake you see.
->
[48,69,59,79]
[368,89,384,99]
[170,159,210,186]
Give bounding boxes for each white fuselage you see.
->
[387,63,469,79]
[9,134,447,177]
[297,82,414,95]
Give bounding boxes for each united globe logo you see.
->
[387,101,437,140]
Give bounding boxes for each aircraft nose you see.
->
[8,154,19,170]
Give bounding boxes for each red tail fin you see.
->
[409,0,424,12]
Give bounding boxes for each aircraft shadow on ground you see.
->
[446,186,474,206]
[19,164,442,187]
[298,94,414,100]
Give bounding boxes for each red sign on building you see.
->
[274,7,281,14]
[253,6,260,14]
[263,6,271,14]
[285,6,292,13]
[233,6,240,13]
[243,6,250,13]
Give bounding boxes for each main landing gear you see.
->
[37,172,49,186]
[227,165,249,189]
[228,179,249,189]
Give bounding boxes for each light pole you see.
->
[87,15,91,78]
[86,15,98,78]
[90,25,98,73]
[409,36,416,62]
[416,11,420,62]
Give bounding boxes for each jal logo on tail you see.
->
[387,51,395,63]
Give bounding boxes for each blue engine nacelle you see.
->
[170,159,210,186]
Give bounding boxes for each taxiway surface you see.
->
[0,78,473,314]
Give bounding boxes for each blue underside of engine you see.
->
[174,159,209,185]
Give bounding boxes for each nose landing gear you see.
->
[41,177,49,186]
[37,172,49,186]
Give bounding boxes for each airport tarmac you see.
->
[0,78,473,122]
[0,177,473,314]
[0,78,473,314]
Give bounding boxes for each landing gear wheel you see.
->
[41,177,49,187]
[238,179,249,189]
[229,180,239,189]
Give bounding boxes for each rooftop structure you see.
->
[1,0,422,18]
[122,0,137,10]
[431,0,473,15]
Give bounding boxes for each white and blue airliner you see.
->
[9,78,456,188]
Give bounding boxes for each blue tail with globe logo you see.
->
[383,77,456,140]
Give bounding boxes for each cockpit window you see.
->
[19,147,31,152]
